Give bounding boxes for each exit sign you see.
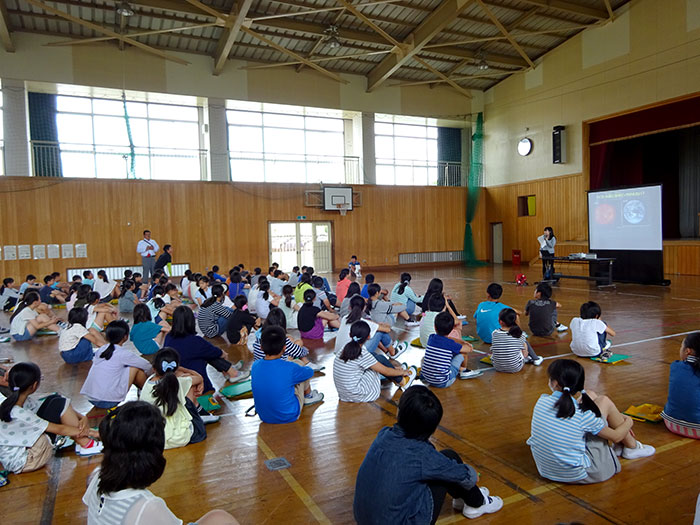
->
[297,215,307,220]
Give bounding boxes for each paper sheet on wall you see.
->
[47,244,60,259]
[3,246,17,261]
[75,244,88,258]
[61,244,74,259]
[33,245,46,260]
[18,245,31,260]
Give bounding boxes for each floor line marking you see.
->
[543,352,574,360]
[612,330,696,348]
[257,436,331,525]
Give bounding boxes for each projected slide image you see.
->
[588,185,662,251]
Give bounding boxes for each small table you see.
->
[546,256,616,289]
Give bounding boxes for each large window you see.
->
[374,114,439,185]
[227,101,358,184]
[49,94,204,180]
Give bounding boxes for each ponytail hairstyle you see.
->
[365,283,382,315]
[233,294,247,311]
[282,284,294,308]
[100,320,130,360]
[0,277,13,295]
[296,273,311,289]
[76,284,92,302]
[682,331,700,375]
[87,291,101,305]
[346,282,361,299]
[547,359,600,419]
[67,282,81,302]
[97,270,109,283]
[152,347,181,417]
[346,295,366,324]
[10,291,40,323]
[340,321,370,362]
[258,280,270,302]
[303,288,316,306]
[202,283,225,308]
[397,272,411,295]
[263,307,287,332]
[498,308,522,339]
[338,268,350,281]
[120,279,135,297]
[0,362,41,422]
[68,306,89,328]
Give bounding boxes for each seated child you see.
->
[40,274,67,304]
[211,265,227,283]
[569,301,616,360]
[118,279,140,314]
[333,321,412,403]
[360,274,374,299]
[82,270,95,289]
[195,275,212,307]
[251,326,323,423]
[65,282,82,311]
[338,282,362,318]
[80,321,152,409]
[0,362,103,473]
[336,268,352,305]
[473,283,513,344]
[93,270,119,301]
[157,283,181,318]
[140,348,210,449]
[251,308,322,371]
[525,282,568,336]
[311,276,334,311]
[421,278,463,319]
[255,280,279,321]
[0,278,20,311]
[297,289,340,339]
[348,255,361,277]
[131,304,170,355]
[278,285,300,330]
[86,291,118,330]
[293,273,313,304]
[225,295,259,345]
[83,401,238,524]
[227,271,249,301]
[19,274,41,295]
[353,385,502,522]
[419,295,462,349]
[661,331,700,438]
[366,283,410,328]
[528,359,655,484]
[164,306,249,393]
[73,284,93,309]
[198,284,233,338]
[132,272,149,300]
[9,291,64,341]
[390,272,423,325]
[422,312,481,387]
[490,308,542,372]
[58,307,107,364]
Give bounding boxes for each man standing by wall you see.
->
[137,230,159,282]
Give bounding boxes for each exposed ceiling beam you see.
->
[239,26,348,83]
[603,0,614,21]
[249,0,403,22]
[243,48,390,69]
[517,0,608,19]
[184,0,225,21]
[296,8,347,73]
[23,0,190,64]
[46,23,219,46]
[130,0,215,16]
[0,0,15,52]
[424,23,593,49]
[334,0,401,47]
[213,0,255,75]
[392,68,513,87]
[412,55,472,97]
[476,0,535,68]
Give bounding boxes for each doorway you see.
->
[491,222,503,264]
[269,222,333,273]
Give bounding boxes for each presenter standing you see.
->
[137,230,159,282]
[537,227,556,279]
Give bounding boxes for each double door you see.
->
[269,222,332,273]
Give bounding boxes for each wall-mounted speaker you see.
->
[553,125,566,164]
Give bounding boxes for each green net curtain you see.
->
[28,93,63,178]
[463,112,485,266]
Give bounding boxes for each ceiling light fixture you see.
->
[116,1,135,17]
[323,25,341,49]
[476,49,489,71]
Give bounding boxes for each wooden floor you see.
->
[1,265,699,525]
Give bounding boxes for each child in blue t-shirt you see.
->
[130,304,170,355]
[473,283,515,344]
[360,274,374,299]
[422,312,482,388]
[251,326,323,424]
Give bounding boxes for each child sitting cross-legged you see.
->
[130,304,170,356]
[83,401,239,525]
[333,320,413,403]
[251,326,324,424]
[140,347,211,449]
[422,312,482,388]
[661,331,700,438]
[353,385,502,523]
[10,291,65,341]
[528,359,655,484]
[490,308,543,372]
[473,283,516,344]
[569,301,616,360]
[58,307,107,364]
[525,282,568,336]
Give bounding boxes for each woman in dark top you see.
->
[225,295,259,344]
[421,278,463,318]
[297,289,339,340]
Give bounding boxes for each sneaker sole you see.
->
[304,396,324,406]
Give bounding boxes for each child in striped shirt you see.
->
[490,309,542,373]
[197,284,233,338]
[422,312,482,388]
[528,359,655,484]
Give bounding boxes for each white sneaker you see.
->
[304,389,324,406]
[405,320,420,327]
[456,315,467,320]
[532,356,544,366]
[306,361,325,372]
[233,360,244,370]
[462,489,503,519]
[199,411,221,424]
[227,369,250,383]
[603,339,613,351]
[392,341,409,359]
[400,366,418,390]
[459,369,483,379]
[557,323,568,332]
[622,441,655,460]
[75,439,104,457]
[453,488,489,510]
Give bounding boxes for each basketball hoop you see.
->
[335,203,349,216]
